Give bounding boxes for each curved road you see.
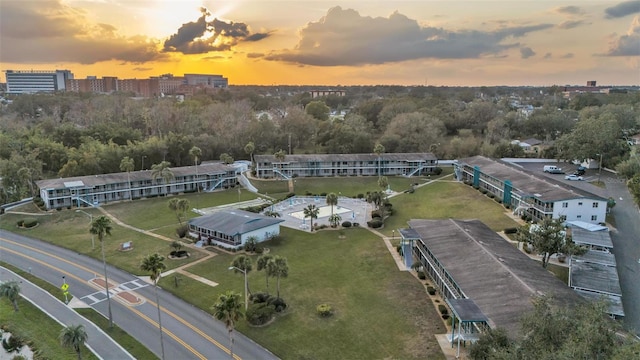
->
[0,230,279,360]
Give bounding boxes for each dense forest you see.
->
[1,86,639,204]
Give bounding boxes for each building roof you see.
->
[458,156,606,202]
[565,220,608,232]
[409,218,584,335]
[520,138,542,146]
[36,162,234,190]
[188,209,284,236]
[573,290,624,317]
[255,152,436,163]
[571,228,613,249]
[573,250,616,267]
[570,260,622,296]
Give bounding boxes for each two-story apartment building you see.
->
[254,153,437,179]
[36,162,237,210]
[454,156,607,224]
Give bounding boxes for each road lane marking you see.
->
[1,237,238,359]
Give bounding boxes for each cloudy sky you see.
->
[1,0,639,86]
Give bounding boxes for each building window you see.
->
[578,202,583,206]
[591,215,598,221]
[562,202,568,208]
[592,202,598,208]
[559,215,567,222]
[577,215,582,219]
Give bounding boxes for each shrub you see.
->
[250,292,271,304]
[341,221,352,228]
[438,304,448,315]
[427,286,436,295]
[22,218,38,228]
[16,219,24,227]
[442,314,450,320]
[417,271,426,280]
[357,193,364,199]
[255,246,264,254]
[480,189,488,194]
[353,222,360,227]
[504,204,511,209]
[488,193,495,198]
[305,191,313,196]
[244,238,258,252]
[317,303,333,317]
[170,250,188,258]
[433,167,443,175]
[367,219,383,228]
[246,303,276,326]
[320,192,327,197]
[175,225,189,238]
[2,334,24,352]
[267,296,288,312]
[504,228,518,234]
[371,210,382,219]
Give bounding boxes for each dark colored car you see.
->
[575,166,586,176]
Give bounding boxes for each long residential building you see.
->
[36,163,237,210]
[254,153,438,179]
[454,156,607,224]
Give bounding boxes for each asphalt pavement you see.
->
[0,267,134,360]
[0,230,280,360]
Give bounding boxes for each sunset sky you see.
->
[1,0,639,86]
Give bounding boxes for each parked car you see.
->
[565,174,584,181]
[575,166,586,176]
[543,165,564,174]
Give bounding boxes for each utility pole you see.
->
[288,133,292,155]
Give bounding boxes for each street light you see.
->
[228,266,248,310]
[76,210,95,249]
[392,229,395,241]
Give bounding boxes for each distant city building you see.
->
[5,69,74,94]
[309,89,346,98]
[184,73,228,88]
[586,80,597,87]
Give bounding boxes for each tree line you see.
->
[1,88,638,204]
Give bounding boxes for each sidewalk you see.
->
[1,267,134,360]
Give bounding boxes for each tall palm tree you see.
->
[256,254,274,293]
[231,255,253,296]
[90,215,114,328]
[151,161,174,196]
[0,280,21,312]
[211,291,244,359]
[244,141,255,165]
[59,324,88,360]
[189,146,202,192]
[325,192,338,217]
[120,156,135,201]
[268,256,289,298]
[168,198,190,225]
[274,149,286,163]
[373,143,385,179]
[140,253,167,360]
[303,204,319,232]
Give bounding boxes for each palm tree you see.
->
[211,291,244,360]
[328,213,342,228]
[373,142,385,179]
[140,253,167,360]
[244,141,255,165]
[151,161,174,196]
[268,256,289,298]
[274,149,286,163]
[303,204,320,232]
[0,280,21,312]
[120,156,135,201]
[168,198,190,225]
[256,254,274,293]
[263,210,281,218]
[90,215,114,328]
[378,176,389,192]
[325,192,338,217]
[189,146,202,192]
[60,324,88,360]
[231,255,253,296]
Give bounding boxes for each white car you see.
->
[565,174,584,181]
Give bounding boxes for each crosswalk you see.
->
[80,279,148,306]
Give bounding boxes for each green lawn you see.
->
[0,298,98,360]
[159,227,446,360]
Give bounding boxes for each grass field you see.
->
[0,298,98,360]
[159,227,447,360]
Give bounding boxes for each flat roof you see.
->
[573,250,616,267]
[570,261,622,296]
[574,290,624,317]
[36,162,233,190]
[399,228,421,239]
[188,209,284,236]
[255,152,436,163]
[571,228,613,248]
[458,156,606,202]
[409,219,584,335]
[446,298,489,323]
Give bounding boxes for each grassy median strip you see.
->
[76,308,158,360]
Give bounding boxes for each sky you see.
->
[0,0,639,86]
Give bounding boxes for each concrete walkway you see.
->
[0,267,134,360]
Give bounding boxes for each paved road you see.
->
[1,267,134,359]
[0,230,280,360]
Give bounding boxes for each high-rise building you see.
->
[5,69,74,94]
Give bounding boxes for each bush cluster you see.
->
[433,167,443,175]
[438,304,448,316]
[250,292,287,312]
[427,286,436,295]
[33,196,45,210]
[246,303,276,326]
[17,218,38,228]
[504,228,518,234]
[316,304,333,317]
[341,221,352,228]
[367,219,383,228]
[176,225,189,238]
[417,271,426,280]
